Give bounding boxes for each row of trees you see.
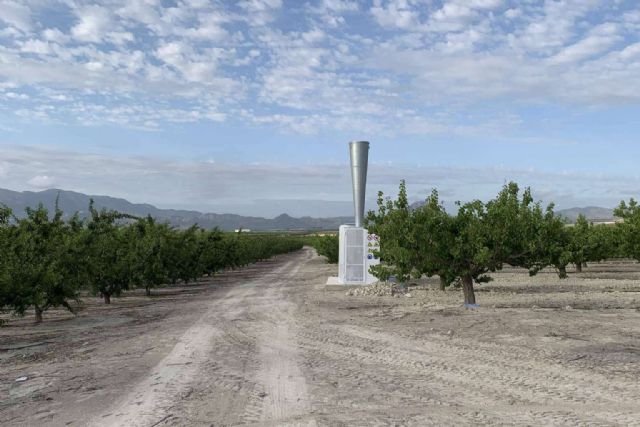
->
[366,181,626,305]
[306,234,339,264]
[0,202,303,323]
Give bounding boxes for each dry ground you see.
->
[1,247,640,426]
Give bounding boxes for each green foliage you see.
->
[525,203,571,278]
[1,203,81,322]
[0,205,15,324]
[367,182,574,305]
[0,201,303,324]
[614,199,640,260]
[234,234,303,266]
[365,180,415,282]
[567,215,590,271]
[589,223,624,260]
[367,182,628,306]
[307,234,339,263]
[564,215,622,271]
[83,202,135,304]
[128,217,171,296]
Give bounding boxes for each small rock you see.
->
[15,376,28,382]
[405,293,412,298]
[564,305,573,310]
[446,330,454,336]
[531,305,539,309]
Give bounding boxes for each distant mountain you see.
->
[555,206,617,223]
[0,188,351,231]
[410,199,616,223]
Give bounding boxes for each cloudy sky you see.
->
[1,0,639,217]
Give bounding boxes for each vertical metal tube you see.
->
[349,141,369,227]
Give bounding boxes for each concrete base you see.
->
[326,276,342,285]
[325,276,378,291]
[324,284,365,291]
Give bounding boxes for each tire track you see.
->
[295,311,640,426]
[89,249,316,427]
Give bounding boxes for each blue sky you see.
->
[1,0,639,217]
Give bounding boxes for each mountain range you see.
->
[0,188,351,231]
[0,188,617,231]
[407,200,617,223]
[552,206,616,223]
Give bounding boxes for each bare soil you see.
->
[1,248,640,426]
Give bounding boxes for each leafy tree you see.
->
[365,180,416,283]
[84,201,134,304]
[1,198,304,323]
[567,214,591,272]
[523,202,571,278]
[368,182,565,305]
[0,205,14,325]
[614,199,640,261]
[411,190,457,290]
[309,234,339,264]
[172,225,204,284]
[129,217,174,296]
[198,228,226,275]
[4,203,81,322]
[589,223,623,260]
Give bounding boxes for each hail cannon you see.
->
[337,141,379,285]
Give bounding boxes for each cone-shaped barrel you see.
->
[349,141,369,227]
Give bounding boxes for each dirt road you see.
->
[2,248,640,426]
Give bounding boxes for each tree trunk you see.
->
[575,262,582,273]
[439,276,447,291]
[462,275,476,305]
[34,306,43,324]
[103,293,111,304]
[558,265,567,278]
[145,286,151,297]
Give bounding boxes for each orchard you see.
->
[366,181,625,305]
[0,200,302,323]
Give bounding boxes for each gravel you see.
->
[346,282,410,297]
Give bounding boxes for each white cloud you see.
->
[0,0,638,136]
[466,0,503,9]
[20,39,54,55]
[551,22,621,64]
[42,28,68,43]
[0,1,32,32]
[322,0,358,12]
[27,175,56,188]
[512,0,603,53]
[239,0,283,25]
[2,144,639,215]
[155,41,222,83]
[71,5,113,43]
[3,91,29,100]
[504,8,521,19]
[429,2,477,32]
[370,0,419,30]
[179,16,228,40]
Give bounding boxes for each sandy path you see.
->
[91,249,315,427]
[256,263,315,426]
[4,251,640,426]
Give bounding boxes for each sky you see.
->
[1,0,639,217]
